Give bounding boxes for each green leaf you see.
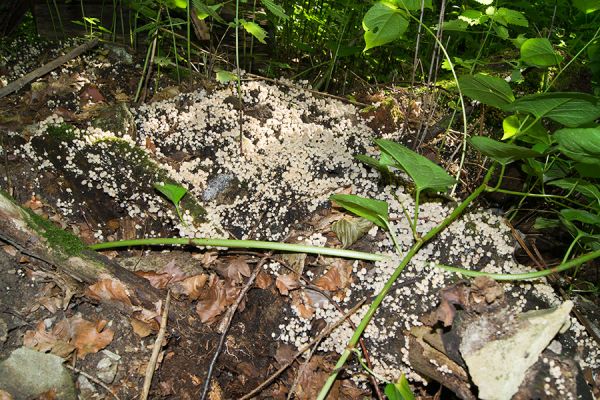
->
[240,19,267,44]
[363,2,409,51]
[330,194,389,229]
[394,0,433,10]
[196,3,223,20]
[534,217,561,229]
[442,19,469,31]
[458,10,487,26]
[560,209,600,226]
[459,74,515,108]
[215,70,238,84]
[384,375,415,400]
[494,8,528,27]
[553,127,600,165]
[191,0,225,23]
[260,0,289,19]
[375,139,455,193]
[520,38,563,67]
[331,216,374,248]
[469,136,541,165]
[573,0,600,14]
[504,93,600,127]
[575,163,600,178]
[154,183,188,206]
[502,115,521,140]
[547,178,600,203]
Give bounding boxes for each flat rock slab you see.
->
[0,347,76,399]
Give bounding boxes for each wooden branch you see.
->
[0,38,99,99]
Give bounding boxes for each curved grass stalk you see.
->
[434,248,600,281]
[89,237,388,262]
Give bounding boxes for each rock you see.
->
[92,102,136,138]
[202,173,247,205]
[460,301,573,400]
[96,355,118,384]
[0,347,76,399]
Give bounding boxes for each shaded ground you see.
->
[0,36,599,400]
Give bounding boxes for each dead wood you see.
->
[0,38,99,99]
[0,190,200,336]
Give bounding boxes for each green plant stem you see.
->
[413,190,420,234]
[435,248,600,281]
[403,12,468,197]
[89,238,387,262]
[562,232,584,264]
[316,170,494,399]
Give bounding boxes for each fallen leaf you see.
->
[276,274,300,296]
[196,275,228,323]
[274,343,296,366]
[313,260,353,292]
[192,250,219,266]
[331,216,373,248]
[172,274,208,300]
[70,315,114,358]
[2,245,18,257]
[23,195,43,210]
[131,318,155,338]
[216,257,251,283]
[161,259,187,283]
[85,279,133,307]
[255,269,272,289]
[23,321,74,356]
[291,290,315,319]
[136,271,171,289]
[0,389,13,400]
[79,84,105,103]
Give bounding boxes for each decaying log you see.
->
[0,190,200,335]
[0,38,99,99]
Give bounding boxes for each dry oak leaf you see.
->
[313,260,353,292]
[196,275,228,323]
[172,274,208,300]
[69,315,114,358]
[135,270,171,289]
[216,257,251,283]
[23,321,75,356]
[255,269,272,289]
[275,273,300,296]
[85,279,133,307]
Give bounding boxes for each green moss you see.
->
[46,123,77,141]
[25,209,86,257]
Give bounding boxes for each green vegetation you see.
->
[25,208,86,257]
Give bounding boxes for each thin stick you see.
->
[239,299,366,400]
[66,364,121,400]
[287,337,320,400]
[0,38,99,99]
[200,254,271,400]
[140,290,171,400]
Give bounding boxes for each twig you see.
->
[239,299,366,400]
[200,254,271,400]
[140,290,171,400]
[286,337,320,400]
[0,38,99,99]
[65,364,121,400]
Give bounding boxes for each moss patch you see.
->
[25,209,86,257]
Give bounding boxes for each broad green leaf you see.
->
[560,209,600,226]
[511,33,528,49]
[170,0,187,8]
[494,24,509,40]
[575,163,600,178]
[260,0,289,19]
[459,74,515,109]
[330,194,389,228]
[458,10,486,26]
[154,183,188,206]
[196,3,223,19]
[573,0,600,13]
[520,38,563,67]
[394,0,433,10]
[502,115,521,140]
[331,216,373,248]
[384,375,415,400]
[554,127,600,164]
[547,178,600,203]
[504,93,600,127]
[469,136,540,165]
[534,217,561,229]
[375,139,455,193]
[215,70,238,84]
[240,19,267,44]
[494,8,528,27]
[442,19,469,31]
[363,2,409,51]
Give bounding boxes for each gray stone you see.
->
[0,347,76,400]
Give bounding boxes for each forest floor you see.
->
[0,36,599,400]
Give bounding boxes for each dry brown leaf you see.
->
[135,271,171,289]
[275,274,300,296]
[161,259,187,283]
[274,343,296,366]
[131,318,155,338]
[216,257,251,283]
[196,275,228,323]
[85,279,133,307]
[70,315,114,358]
[313,260,353,292]
[255,269,272,289]
[295,356,340,400]
[0,389,14,400]
[79,84,105,103]
[2,245,18,257]
[23,195,43,210]
[172,274,208,300]
[192,250,219,266]
[291,291,315,319]
[23,321,75,356]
